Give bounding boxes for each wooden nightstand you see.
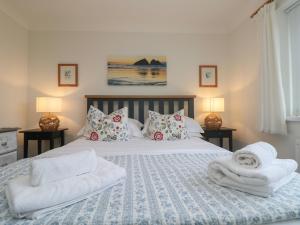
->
[202,127,236,151]
[19,128,68,158]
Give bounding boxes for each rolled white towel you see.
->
[208,156,298,197]
[6,157,126,219]
[233,142,277,169]
[31,149,98,186]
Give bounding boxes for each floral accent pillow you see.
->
[147,110,189,141]
[83,106,129,141]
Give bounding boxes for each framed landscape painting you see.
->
[107,56,167,86]
[199,65,218,87]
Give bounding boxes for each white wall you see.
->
[0,10,28,127]
[228,18,300,163]
[0,10,28,156]
[27,31,231,145]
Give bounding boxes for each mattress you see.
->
[0,137,300,225]
[44,136,227,156]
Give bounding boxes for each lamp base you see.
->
[39,113,60,131]
[204,112,222,130]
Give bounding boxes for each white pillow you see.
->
[185,117,204,133]
[142,118,150,136]
[77,126,85,137]
[128,118,143,138]
[129,118,143,129]
[142,116,204,137]
[189,132,203,138]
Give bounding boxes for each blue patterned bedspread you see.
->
[1,153,300,225]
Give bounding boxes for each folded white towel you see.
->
[31,149,98,186]
[209,170,296,197]
[208,156,297,197]
[233,142,277,169]
[6,157,126,219]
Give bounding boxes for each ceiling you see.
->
[0,0,264,34]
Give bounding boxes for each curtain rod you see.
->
[285,0,300,13]
[251,0,274,18]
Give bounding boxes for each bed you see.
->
[0,95,300,225]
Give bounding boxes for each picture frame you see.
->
[58,64,78,87]
[107,56,167,86]
[199,65,218,87]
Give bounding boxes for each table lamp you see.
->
[36,97,62,131]
[202,97,224,130]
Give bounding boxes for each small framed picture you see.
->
[58,64,78,87]
[199,65,218,87]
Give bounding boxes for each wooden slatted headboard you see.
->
[85,95,196,123]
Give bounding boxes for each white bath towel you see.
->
[6,157,126,219]
[208,156,297,197]
[31,149,98,186]
[209,170,296,197]
[233,142,277,169]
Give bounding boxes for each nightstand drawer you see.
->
[204,130,231,138]
[0,151,17,167]
[0,131,17,154]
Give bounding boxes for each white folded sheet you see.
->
[208,156,297,197]
[6,157,126,219]
[233,142,277,169]
[31,149,98,186]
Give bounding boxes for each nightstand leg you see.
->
[61,132,65,146]
[37,140,42,155]
[24,139,28,158]
[229,134,233,151]
[50,139,54,150]
[219,138,223,147]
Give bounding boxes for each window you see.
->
[287,2,300,116]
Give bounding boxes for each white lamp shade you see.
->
[36,97,62,113]
[202,98,224,112]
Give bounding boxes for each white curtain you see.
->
[286,1,300,116]
[277,0,300,118]
[257,2,287,135]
